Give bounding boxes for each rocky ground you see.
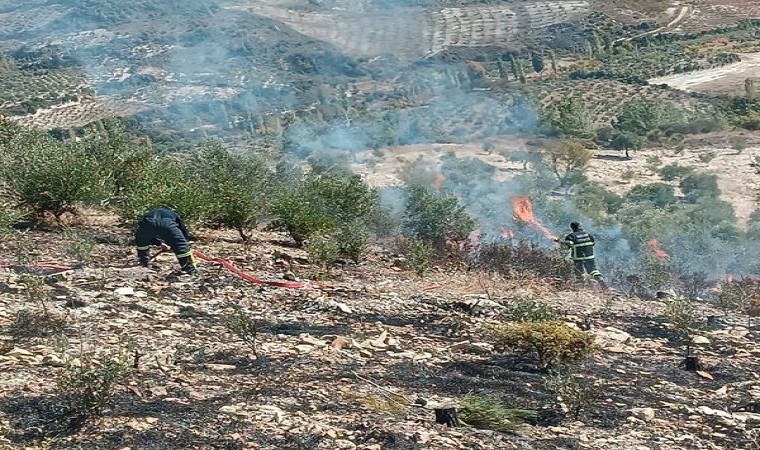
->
[0,215,759,449]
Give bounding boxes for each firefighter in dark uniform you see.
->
[135,208,198,275]
[558,222,605,287]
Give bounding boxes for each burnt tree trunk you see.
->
[434,407,459,427]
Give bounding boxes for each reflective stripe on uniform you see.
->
[136,245,151,251]
[589,270,603,276]
[572,255,595,261]
[573,241,594,247]
[175,250,193,258]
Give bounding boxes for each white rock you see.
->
[629,407,656,421]
[205,363,237,371]
[697,406,731,418]
[692,336,711,345]
[114,287,135,297]
[595,327,632,343]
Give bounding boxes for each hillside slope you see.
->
[1,218,758,449]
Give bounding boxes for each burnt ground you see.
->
[1,215,759,449]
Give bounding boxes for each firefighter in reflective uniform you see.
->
[557,222,605,287]
[135,208,198,275]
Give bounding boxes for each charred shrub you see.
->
[476,241,572,283]
[403,186,476,249]
[491,321,597,370]
[8,308,67,340]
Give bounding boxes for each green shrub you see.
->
[406,239,433,277]
[491,321,597,370]
[459,396,536,433]
[62,228,96,263]
[55,347,131,430]
[188,142,274,240]
[272,171,377,246]
[664,297,703,353]
[697,151,717,163]
[543,369,596,418]
[336,220,371,263]
[508,298,559,322]
[626,183,677,208]
[615,99,680,136]
[658,164,694,181]
[542,96,596,139]
[77,120,153,197]
[305,233,340,270]
[680,173,720,203]
[608,130,644,157]
[403,186,476,248]
[574,183,624,217]
[0,201,22,239]
[715,281,751,316]
[117,155,205,224]
[0,129,110,220]
[226,308,259,357]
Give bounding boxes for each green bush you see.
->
[491,321,597,370]
[305,234,340,269]
[543,369,596,418]
[659,164,694,181]
[406,239,433,277]
[0,201,22,239]
[403,186,476,248]
[508,298,559,322]
[188,142,274,240]
[55,347,132,430]
[608,130,644,157]
[615,99,680,136]
[117,155,205,224]
[272,171,378,246]
[626,183,677,208]
[77,120,153,197]
[0,129,110,220]
[336,220,371,263]
[574,183,624,218]
[664,297,703,352]
[542,96,596,139]
[680,173,719,203]
[459,396,536,433]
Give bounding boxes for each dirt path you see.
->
[649,52,760,96]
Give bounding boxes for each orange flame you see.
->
[501,229,516,239]
[433,172,445,193]
[647,239,670,260]
[511,196,557,241]
[726,274,734,283]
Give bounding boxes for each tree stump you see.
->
[434,407,459,427]
[684,355,699,371]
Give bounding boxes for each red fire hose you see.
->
[152,248,306,289]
